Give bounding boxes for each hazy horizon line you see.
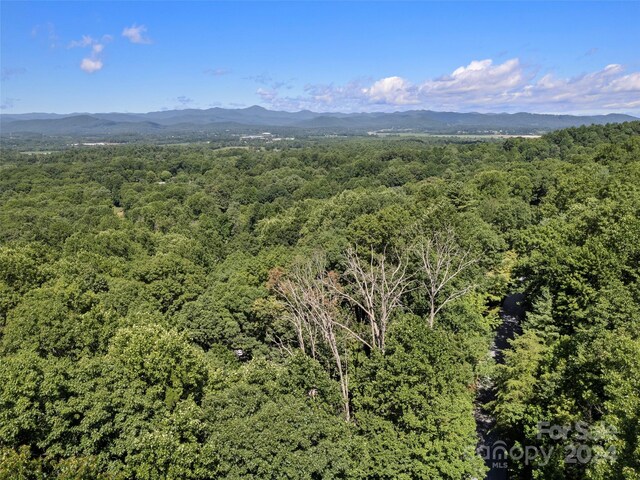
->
[2,105,638,118]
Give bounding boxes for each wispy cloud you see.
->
[0,98,19,110]
[68,35,95,49]
[246,72,294,91]
[31,22,60,49]
[1,68,26,81]
[515,64,640,111]
[68,34,111,74]
[245,73,274,85]
[175,96,194,108]
[204,68,231,76]
[257,58,640,114]
[122,24,152,44]
[256,88,278,102]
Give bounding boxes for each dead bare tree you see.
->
[271,254,355,421]
[270,262,321,359]
[327,246,412,352]
[413,225,478,328]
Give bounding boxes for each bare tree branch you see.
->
[327,245,412,352]
[413,225,479,328]
[270,253,353,421]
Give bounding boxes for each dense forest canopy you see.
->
[1,121,639,479]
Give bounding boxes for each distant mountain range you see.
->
[1,106,637,137]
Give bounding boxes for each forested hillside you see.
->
[1,122,639,479]
[1,106,635,137]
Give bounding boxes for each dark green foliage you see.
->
[491,123,640,478]
[1,121,638,478]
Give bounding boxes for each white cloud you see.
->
[80,58,103,73]
[68,34,112,73]
[256,58,640,114]
[423,58,526,95]
[609,72,640,92]
[122,24,152,44]
[256,88,278,102]
[362,76,418,105]
[509,64,640,112]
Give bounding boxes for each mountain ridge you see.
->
[1,106,637,137]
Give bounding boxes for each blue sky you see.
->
[1,1,639,114]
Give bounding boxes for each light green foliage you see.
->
[493,330,547,432]
[0,245,49,323]
[353,315,487,479]
[0,446,43,480]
